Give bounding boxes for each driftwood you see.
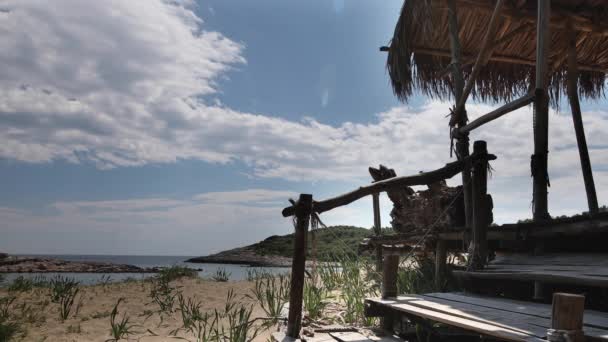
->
[281,153,496,218]
[369,165,466,234]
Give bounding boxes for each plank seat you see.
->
[365,292,608,341]
[453,253,608,288]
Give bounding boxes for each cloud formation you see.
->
[0,0,607,246]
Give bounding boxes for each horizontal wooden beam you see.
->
[456,93,535,135]
[439,0,608,36]
[281,153,496,217]
[410,47,607,73]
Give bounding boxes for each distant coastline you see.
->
[0,256,162,273]
[187,225,372,267]
[186,246,293,267]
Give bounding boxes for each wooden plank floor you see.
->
[454,253,608,288]
[366,292,608,341]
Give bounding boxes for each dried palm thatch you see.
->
[387,0,608,105]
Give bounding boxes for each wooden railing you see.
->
[282,141,495,338]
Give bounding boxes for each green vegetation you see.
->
[303,280,329,320]
[247,273,289,325]
[173,290,262,342]
[147,265,198,319]
[157,265,198,282]
[212,268,231,282]
[49,276,81,321]
[107,298,138,342]
[7,276,48,293]
[253,226,372,260]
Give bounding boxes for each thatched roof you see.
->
[387,0,608,104]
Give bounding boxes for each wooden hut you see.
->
[281,0,608,341]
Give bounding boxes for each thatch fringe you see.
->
[387,0,608,106]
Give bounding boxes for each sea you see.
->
[1,254,290,285]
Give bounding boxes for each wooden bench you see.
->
[453,253,608,288]
[365,292,608,341]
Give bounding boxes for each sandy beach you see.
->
[2,277,276,342]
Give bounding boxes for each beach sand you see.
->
[3,278,276,342]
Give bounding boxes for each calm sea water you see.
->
[1,255,289,285]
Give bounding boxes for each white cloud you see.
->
[1,189,298,255]
[0,0,607,236]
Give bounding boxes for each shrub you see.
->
[212,268,231,282]
[157,265,198,283]
[107,298,138,342]
[148,275,180,318]
[49,276,81,321]
[173,294,216,341]
[247,273,289,325]
[303,280,328,320]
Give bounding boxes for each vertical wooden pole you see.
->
[471,141,489,269]
[382,247,400,299]
[372,193,383,273]
[286,194,312,339]
[532,0,551,220]
[435,240,447,291]
[549,293,585,342]
[567,27,599,214]
[447,0,473,230]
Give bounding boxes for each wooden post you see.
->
[382,246,400,299]
[447,0,473,231]
[532,0,551,220]
[372,193,383,273]
[470,141,489,269]
[435,240,447,291]
[548,293,585,342]
[286,194,312,339]
[567,27,599,214]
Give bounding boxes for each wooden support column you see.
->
[372,193,383,273]
[435,240,447,291]
[286,194,313,339]
[532,0,551,220]
[470,141,489,270]
[382,246,400,299]
[447,0,473,230]
[567,27,599,214]
[548,293,585,342]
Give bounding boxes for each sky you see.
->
[1,0,608,256]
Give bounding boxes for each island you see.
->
[186,225,372,266]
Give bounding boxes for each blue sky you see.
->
[1,0,607,255]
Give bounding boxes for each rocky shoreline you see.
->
[186,246,294,267]
[0,256,161,273]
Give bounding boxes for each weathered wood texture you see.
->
[364,211,608,247]
[282,153,496,217]
[567,26,599,214]
[469,141,489,269]
[532,0,551,220]
[286,194,312,338]
[456,93,535,135]
[365,292,608,341]
[453,253,608,288]
[550,293,585,342]
[372,193,383,273]
[447,0,473,235]
[435,240,447,290]
[382,250,400,299]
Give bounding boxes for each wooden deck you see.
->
[453,253,608,288]
[365,293,608,341]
